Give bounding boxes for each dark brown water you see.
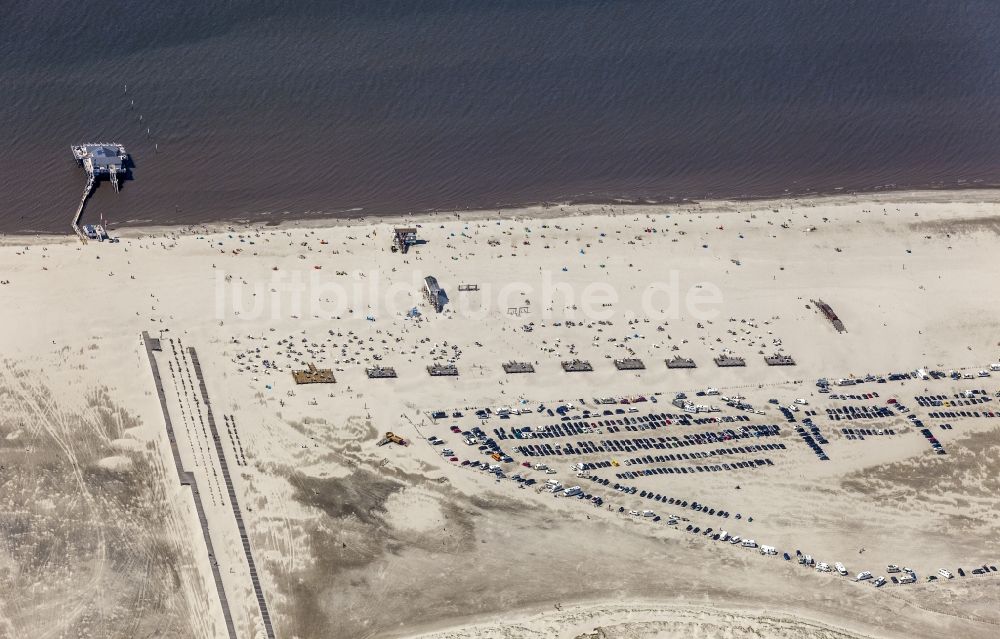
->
[3,1,1000,233]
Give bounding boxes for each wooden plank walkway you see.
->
[142,332,238,639]
[189,347,277,639]
[72,174,95,243]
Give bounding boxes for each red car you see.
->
[449,457,458,462]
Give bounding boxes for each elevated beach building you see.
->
[72,143,128,192]
[69,143,128,241]
[423,276,446,313]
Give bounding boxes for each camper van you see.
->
[834,562,848,576]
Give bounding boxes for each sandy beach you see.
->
[1,190,999,638]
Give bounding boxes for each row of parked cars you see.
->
[513,423,781,460]
[619,442,786,468]
[841,427,896,440]
[615,458,774,480]
[582,474,750,522]
[827,392,881,401]
[915,391,992,408]
[795,422,829,461]
[825,404,895,420]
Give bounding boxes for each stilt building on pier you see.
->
[72,143,128,191]
[69,143,128,241]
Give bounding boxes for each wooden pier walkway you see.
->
[189,347,277,639]
[142,333,238,639]
[72,174,95,243]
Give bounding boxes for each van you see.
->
[938,569,954,579]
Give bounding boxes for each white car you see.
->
[856,571,873,581]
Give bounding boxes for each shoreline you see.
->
[4,187,999,247]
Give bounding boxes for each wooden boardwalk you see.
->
[142,332,238,639]
[189,348,277,639]
[72,174,95,243]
